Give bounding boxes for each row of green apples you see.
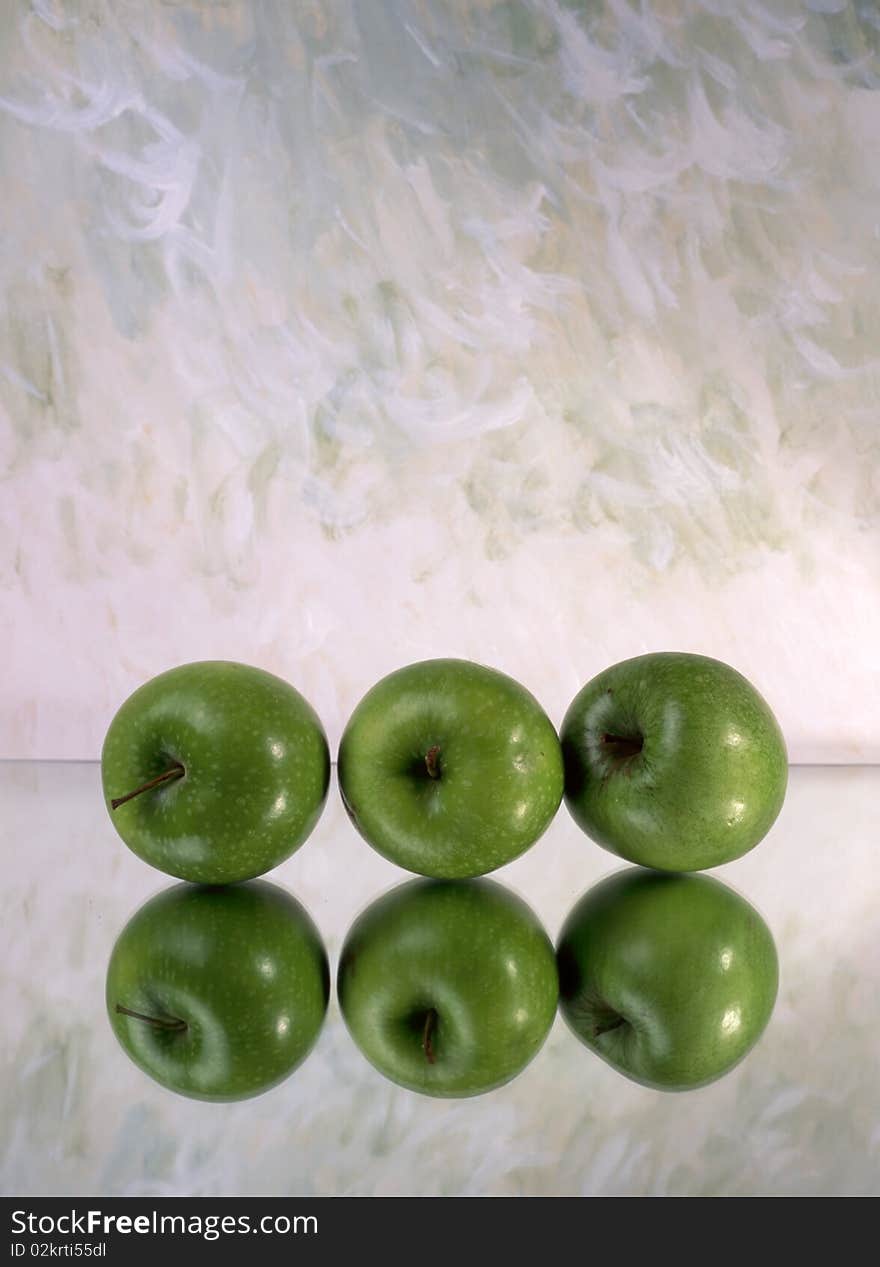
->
[107,867,778,1101]
[102,652,788,881]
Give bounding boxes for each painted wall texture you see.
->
[1,1,879,761]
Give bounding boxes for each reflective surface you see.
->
[1,762,877,1195]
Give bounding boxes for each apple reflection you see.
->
[106,880,329,1101]
[557,867,778,1091]
[337,876,558,1098]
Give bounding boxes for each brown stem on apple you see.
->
[424,746,442,780]
[110,763,185,810]
[600,733,643,760]
[115,1004,187,1033]
[422,1008,438,1064]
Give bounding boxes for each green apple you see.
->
[561,652,787,871]
[101,660,330,884]
[557,867,778,1091]
[337,878,558,1097]
[106,880,329,1101]
[338,659,564,878]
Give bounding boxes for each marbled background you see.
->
[1,0,879,762]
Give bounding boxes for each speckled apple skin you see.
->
[338,878,559,1098]
[561,652,788,872]
[337,659,564,878]
[106,880,330,1102]
[101,661,330,884]
[557,868,779,1092]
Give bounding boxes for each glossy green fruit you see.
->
[106,880,329,1101]
[557,868,778,1091]
[338,659,563,878]
[338,878,559,1097]
[101,661,330,884]
[561,652,787,871]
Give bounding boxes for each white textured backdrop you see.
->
[1,0,879,759]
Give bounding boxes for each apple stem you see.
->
[422,1008,438,1064]
[424,746,442,780]
[115,1003,187,1033]
[110,763,185,810]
